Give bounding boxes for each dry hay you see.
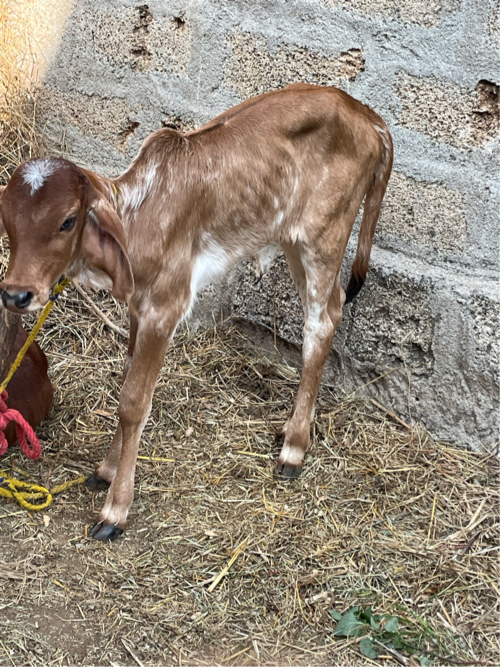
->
[0,272,498,666]
[0,0,45,182]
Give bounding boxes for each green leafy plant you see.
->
[330,605,432,664]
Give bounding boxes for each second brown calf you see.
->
[0,84,393,540]
[0,312,53,446]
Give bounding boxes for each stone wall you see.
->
[37,0,499,451]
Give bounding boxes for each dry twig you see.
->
[73,280,128,338]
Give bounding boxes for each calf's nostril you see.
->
[1,290,34,309]
[14,291,34,309]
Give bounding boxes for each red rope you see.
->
[0,390,41,460]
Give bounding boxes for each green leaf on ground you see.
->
[329,609,342,621]
[384,616,399,633]
[360,637,378,659]
[333,609,366,637]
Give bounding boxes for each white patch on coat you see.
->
[138,303,183,339]
[191,237,229,294]
[374,123,392,154]
[75,264,114,291]
[121,164,158,212]
[22,159,57,195]
[272,210,284,229]
[188,236,229,314]
[288,224,307,244]
[253,245,278,273]
[302,302,331,361]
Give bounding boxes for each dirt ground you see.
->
[0,286,498,666]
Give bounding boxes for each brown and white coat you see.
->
[0,84,393,540]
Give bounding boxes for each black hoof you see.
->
[274,461,303,479]
[84,472,111,491]
[89,521,124,541]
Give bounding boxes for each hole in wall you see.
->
[119,119,140,147]
[136,4,153,29]
[474,80,499,114]
[172,15,186,29]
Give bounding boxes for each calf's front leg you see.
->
[85,313,138,490]
[90,311,178,541]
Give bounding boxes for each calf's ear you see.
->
[82,188,134,303]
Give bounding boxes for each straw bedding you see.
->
[0,277,498,666]
[0,31,498,661]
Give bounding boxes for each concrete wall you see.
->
[37,0,499,451]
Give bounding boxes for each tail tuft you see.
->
[345,274,364,304]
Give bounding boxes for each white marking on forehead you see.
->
[22,159,57,195]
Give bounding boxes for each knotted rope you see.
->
[0,468,85,511]
[0,390,41,459]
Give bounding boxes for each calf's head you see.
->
[0,157,133,313]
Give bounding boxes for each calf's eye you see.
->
[60,216,76,232]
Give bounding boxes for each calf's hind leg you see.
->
[276,266,345,478]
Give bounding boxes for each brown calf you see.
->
[0,84,393,540]
[0,316,54,446]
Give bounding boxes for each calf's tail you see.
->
[345,123,393,304]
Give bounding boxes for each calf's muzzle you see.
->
[1,289,34,311]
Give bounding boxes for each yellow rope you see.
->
[0,470,85,511]
[0,277,70,394]
[0,277,75,511]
